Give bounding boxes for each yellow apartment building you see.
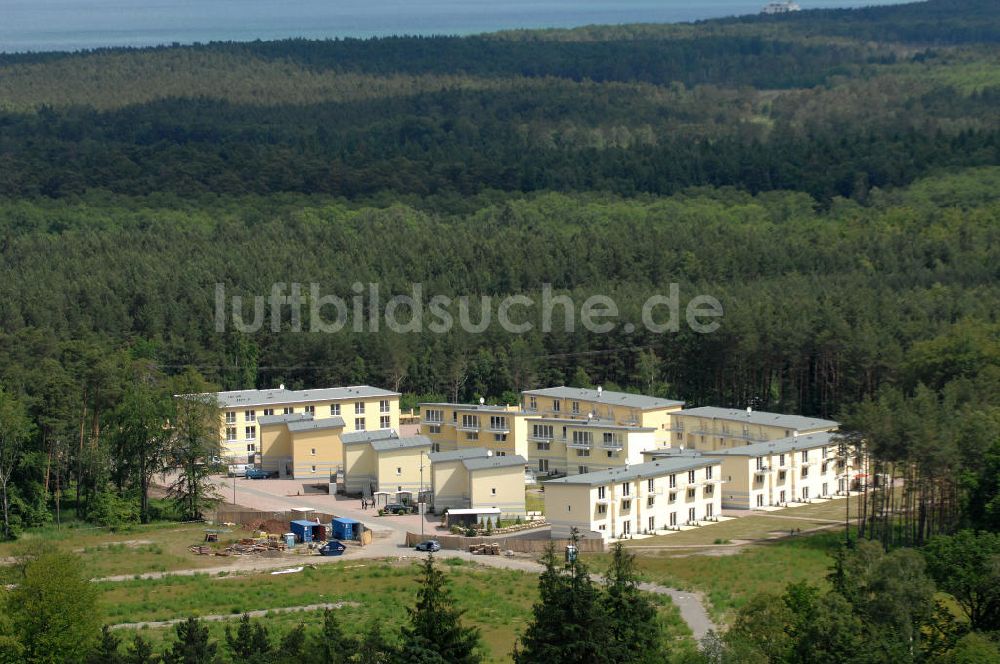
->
[428,448,527,518]
[342,430,433,501]
[419,402,530,457]
[201,385,400,462]
[521,386,684,446]
[670,406,838,451]
[526,417,656,478]
[256,413,345,479]
[544,457,723,541]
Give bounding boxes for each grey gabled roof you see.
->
[676,406,838,431]
[287,416,345,433]
[370,435,433,452]
[420,402,524,414]
[463,454,528,471]
[204,385,399,409]
[544,458,715,486]
[528,417,655,432]
[705,432,840,458]
[342,429,398,445]
[257,413,311,426]
[522,386,684,411]
[428,448,489,463]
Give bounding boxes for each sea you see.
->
[1,0,914,54]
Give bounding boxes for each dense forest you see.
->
[0,1,999,660]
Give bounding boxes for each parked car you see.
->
[245,467,270,480]
[383,503,412,514]
[319,540,347,557]
[414,540,441,552]
[227,464,249,477]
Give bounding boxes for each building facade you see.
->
[521,386,684,446]
[428,448,527,518]
[419,403,529,457]
[670,406,838,452]
[257,413,345,479]
[544,458,723,541]
[342,430,432,499]
[203,385,400,462]
[527,417,655,477]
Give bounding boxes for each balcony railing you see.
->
[567,440,593,450]
[602,440,624,450]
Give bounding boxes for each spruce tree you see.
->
[125,635,157,664]
[604,542,667,663]
[354,620,396,664]
[399,554,482,664]
[225,614,272,662]
[306,608,356,664]
[162,617,218,664]
[87,625,124,664]
[514,541,611,664]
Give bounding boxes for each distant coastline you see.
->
[1,0,915,54]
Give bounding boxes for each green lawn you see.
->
[101,558,694,663]
[525,488,545,514]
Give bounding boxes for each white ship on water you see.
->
[761,1,802,14]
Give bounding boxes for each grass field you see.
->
[525,488,545,514]
[101,558,694,663]
[0,521,242,582]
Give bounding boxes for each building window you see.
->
[536,441,550,451]
[669,492,676,502]
[380,416,391,429]
[647,478,655,492]
[706,466,713,480]
[461,414,480,429]
[706,504,714,518]
[578,465,589,474]
[245,410,255,422]
[779,454,786,466]
[424,409,442,423]
[780,490,786,503]
[688,507,696,523]
[355,402,365,414]
[247,444,255,453]
[801,467,809,478]
[756,456,765,471]
[756,494,764,507]
[647,496,655,507]
[669,474,676,488]
[575,448,590,457]
[822,482,829,496]
[225,412,236,424]
[648,516,655,532]
[532,424,553,440]
[779,470,787,481]
[466,432,479,441]
[572,401,580,414]
[432,443,441,452]
[428,425,441,434]
[283,407,293,415]
[597,504,607,515]
[621,482,630,496]
[355,418,366,430]
[304,405,315,415]
[687,488,695,499]
[704,484,714,496]
[310,448,316,456]
[330,404,341,416]
[598,486,606,499]
[801,450,809,462]
[396,467,402,475]
[529,396,537,411]
[311,465,317,473]
[552,400,561,412]
[603,432,621,447]
[669,512,677,526]
[491,487,497,495]
[262,408,274,416]
[245,426,256,440]
[802,487,810,500]
[567,505,572,512]
[493,433,506,442]
[226,427,237,441]
[688,470,696,483]
[621,499,631,511]
[572,431,592,446]
[380,399,390,413]
[538,459,549,472]
[489,415,507,431]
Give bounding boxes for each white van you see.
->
[227,463,250,477]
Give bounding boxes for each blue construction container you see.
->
[290,519,318,543]
[331,517,360,541]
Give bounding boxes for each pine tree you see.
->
[604,542,666,663]
[162,617,218,664]
[354,620,396,664]
[514,542,611,664]
[306,609,356,664]
[225,614,272,662]
[399,554,482,664]
[278,624,306,658]
[87,625,124,664]
[125,635,157,664]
